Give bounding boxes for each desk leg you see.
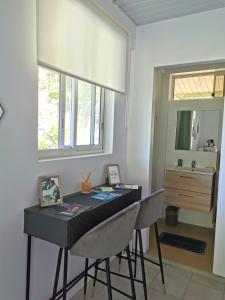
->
[63,249,68,300]
[26,235,32,300]
[52,248,63,299]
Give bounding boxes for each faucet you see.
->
[191,160,196,171]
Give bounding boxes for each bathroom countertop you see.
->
[166,166,215,176]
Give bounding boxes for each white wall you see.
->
[0,1,37,300]
[214,101,225,277]
[127,7,225,275]
[151,70,167,192]
[198,111,220,149]
[0,1,132,299]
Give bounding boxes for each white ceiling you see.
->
[112,0,225,25]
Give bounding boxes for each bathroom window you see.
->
[38,66,105,154]
[170,71,225,101]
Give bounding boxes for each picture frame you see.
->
[38,176,63,207]
[107,164,121,185]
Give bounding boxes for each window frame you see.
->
[38,66,105,157]
[170,70,225,101]
[75,84,105,152]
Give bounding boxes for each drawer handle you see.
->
[179,193,194,198]
[180,176,194,179]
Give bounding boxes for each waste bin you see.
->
[166,206,179,226]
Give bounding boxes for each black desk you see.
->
[24,187,142,300]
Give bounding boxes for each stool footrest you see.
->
[130,251,161,267]
[88,274,133,299]
[118,251,161,267]
[50,259,104,300]
[96,266,143,284]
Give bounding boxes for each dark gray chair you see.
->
[70,202,140,300]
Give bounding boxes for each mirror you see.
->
[175,110,220,152]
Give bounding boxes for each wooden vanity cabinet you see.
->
[165,170,215,213]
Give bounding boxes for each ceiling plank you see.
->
[112,0,225,25]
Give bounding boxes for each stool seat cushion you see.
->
[70,202,140,259]
[135,189,165,230]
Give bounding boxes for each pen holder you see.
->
[81,172,92,194]
[81,181,91,194]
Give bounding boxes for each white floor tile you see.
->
[146,288,180,300]
[71,260,225,300]
[191,273,225,292]
[183,282,224,300]
[150,265,191,299]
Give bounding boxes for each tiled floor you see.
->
[71,257,225,300]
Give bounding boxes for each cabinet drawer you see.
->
[166,170,213,194]
[165,188,212,212]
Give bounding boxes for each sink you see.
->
[168,166,215,175]
[176,166,208,172]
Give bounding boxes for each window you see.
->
[38,66,104,154]
[170,72,225,101]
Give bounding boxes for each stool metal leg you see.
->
[137,230,148,300]
[92,259,100,296]
[63,249,68,300]
[118,252,122,272]
[154,223,165,291]
[134,230,138,278]
[126,247,136,300]
[26,235,32,300]
[52,248,63,299]
[84,258,89,297]
[105,259,113,300]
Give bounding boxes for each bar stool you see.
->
[133,189,165,299]
[70,202,140,300]
[116,189,165,300]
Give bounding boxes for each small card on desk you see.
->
[115,184,139,190]
[91,186,114,193]
[100,186,114,192]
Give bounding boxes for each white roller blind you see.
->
[37,0,128,93]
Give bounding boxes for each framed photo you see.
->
[39,176,63,207]
[107,164,121,185]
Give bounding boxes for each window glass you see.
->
[76,81,92,145]
[38,67,60,150]
[173,75,215,100]
[94,86,101,145]
[38,66,105,154]
[64,77,73,147]
[214,75,224,98]
[173,73,225,101]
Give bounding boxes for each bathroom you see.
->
[150,61,225,273]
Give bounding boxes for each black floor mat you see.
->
[159,232,207,254]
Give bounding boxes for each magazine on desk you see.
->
[91,192,121,202]
[56,203,92,216]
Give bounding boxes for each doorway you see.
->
[149,61,225,273]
